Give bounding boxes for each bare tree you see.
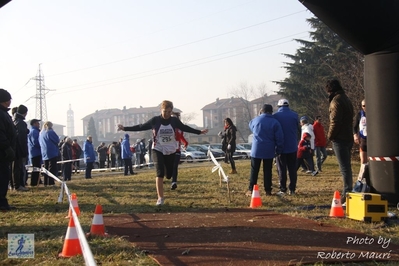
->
[181,112,197,125]
[229,82,270,142]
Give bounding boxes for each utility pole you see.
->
[32,64,49,121]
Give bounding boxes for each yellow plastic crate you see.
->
[345,192,388,222]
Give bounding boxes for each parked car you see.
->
[208,143,247,160]
[189,144,225,161]
[236,144,251,159]
[238,143,252,150]
[181,146,207,163]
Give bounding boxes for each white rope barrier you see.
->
[57,158,84,164]
[209,151,231,202]
[41,168,97,266]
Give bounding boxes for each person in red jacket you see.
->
[297,133,318,176]
[313,115,328,172]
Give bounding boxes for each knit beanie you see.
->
[0,89,11,102]
[17,104,28,114]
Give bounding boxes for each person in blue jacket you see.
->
[121,133,135,176]
[246,104,284,196]
[28,119,41,186]
[273,99,299,195]
[83,135,96,179]
[39,121,59,186]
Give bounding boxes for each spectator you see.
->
[96,142,108,168]
[71,139,82,174]
[108,142,117,168]
[170,112,188,190]
[353,99,367,164]
[246,104,283,196]
[326,79,354,204]
[39,121,59,186]
[140,138,147,167]
[61,137,73,181]
[313,115,328,172]
[146,138,153,167]
[300,116,318,175]
[28,119,42,186]
[134,139,142,168]
[83,135,96,179]
[0,88,17,211]
[117,100,208,206]
[273,99,299,195]
[12,104,30,191]
[117,138,123,168]
[121,134,135,175]
[297,132,318,176]
[221,117,238,174]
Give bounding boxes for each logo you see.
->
[8,234,34,258]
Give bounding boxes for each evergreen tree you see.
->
[275,17,364,121]
[87,117,99,146]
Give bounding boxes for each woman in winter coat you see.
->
[39,121,59,186]
[222,118,238,174]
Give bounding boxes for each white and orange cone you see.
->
[329,190,345,218]
[87,204,108,237]
[250,184,262,208]
[66,193,81,218]
[59,216,82,257]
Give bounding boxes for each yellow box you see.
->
[345,193,388,222]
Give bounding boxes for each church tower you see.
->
[67,104,75,137]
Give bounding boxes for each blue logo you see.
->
[8,234,34,258]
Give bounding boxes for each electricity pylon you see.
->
[32,64,49,121]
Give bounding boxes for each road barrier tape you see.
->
[41,167,97,266]
[369,156,399,161]
[209,151,228,183]
[57,158,84,164]
[209,150,231,202]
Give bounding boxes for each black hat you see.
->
[0,89,11,103]
[261,104,273,113]
[30,119,41,126]
[17,104,28,114]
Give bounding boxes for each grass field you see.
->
[1,156,398,266]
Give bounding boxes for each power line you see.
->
[47,35,308,97]
[46,10,307,78]
[44,0,258,65]
[54,31,308,92]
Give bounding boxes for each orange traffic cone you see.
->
[86,204,108,237]
[250,184,262,208]
[329,190,345,217]
[59,216,82,257]
[66,193,81,218]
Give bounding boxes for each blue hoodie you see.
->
[28,125,41,158]
[121,134,132,159]
[273,106,299,153]
[249,113,284,159]
[39,129,59,160]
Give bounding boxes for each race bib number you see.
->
[159,128,174,144]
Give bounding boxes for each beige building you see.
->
[81,94,281,143]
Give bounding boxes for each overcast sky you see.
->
[0,0,312,135]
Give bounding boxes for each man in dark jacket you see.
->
[12,104,30,191]
[96,142,108,168]
[0,89,17,211]
[273,99,299,195]
[326,79,354,204]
